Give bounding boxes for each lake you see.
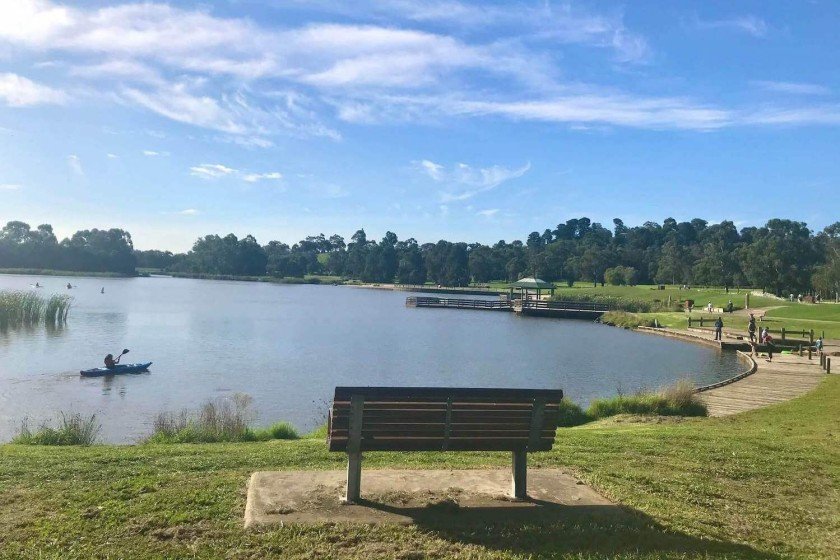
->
[0,274,742,443]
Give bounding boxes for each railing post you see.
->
[781,327,785,342]
[808,347,812,360]
[688,317,692,327]
[798,344,802,357]
[827,358,831,374]
[809,329,814,344]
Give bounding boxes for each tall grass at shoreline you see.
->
[0,290,72,330]
[147,394,299,443]
[12,413,101,446]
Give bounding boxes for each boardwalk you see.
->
[701,353,825,416]
[405,297,608,319]
[640,326,827,417]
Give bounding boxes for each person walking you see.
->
[760,327,769,344]
[727,299,733,313]
[714,317,723,341]
[765,333,775,362]
[748,314,757,343]
[814,337,823,352]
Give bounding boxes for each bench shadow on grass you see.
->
[356,498,777,559]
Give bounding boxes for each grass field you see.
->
[1,377,836,559]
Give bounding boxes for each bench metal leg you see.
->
[512,450,527,499]
[344,451,362,503]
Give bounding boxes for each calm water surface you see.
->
[0,275,741,442]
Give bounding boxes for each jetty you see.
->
[405,296,609,320]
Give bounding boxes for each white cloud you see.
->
[417,159,445,181]
[142,150,169,156]
[0,183,22,190]
[695,15,768,37]
[190,163,237,179]
[0,72,66,106]
[178,208,200,215]
[477,208,499,217]
[415,159,531,201]
[752,81,831,96]
[106,153,118,159]
[242,172,282,183]
[67,154,83,176]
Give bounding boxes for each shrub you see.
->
[556,398,590,427]
[12,413,100,445]
[253,421,299,441]
[587,380,707,419]
[600,311,658,329]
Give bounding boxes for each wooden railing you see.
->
[406,297,512,310]
[519,300,611,312]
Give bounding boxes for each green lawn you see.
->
[1,377,837,559]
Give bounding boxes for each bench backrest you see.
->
[328,387,563,453]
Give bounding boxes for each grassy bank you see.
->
[1,377,836,559]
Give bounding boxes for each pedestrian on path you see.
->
[814,337,823,352]
[714,317,723,341]
[748,314,757,343]
[765,334,775,362]
[760,327,769,344]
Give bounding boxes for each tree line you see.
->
[2,217,838,297]
[0,221,136,274]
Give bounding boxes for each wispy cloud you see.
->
[177,208,200,215]
[106,153,118,159]
[752,81,831,96]
[0,183,22,190]
[190,163,283,183]
[694,15,768,37]
[67,154,83,176]
[0,73,66,106]
[416,159,531,201]
[476,208,499,217]
[142,150,169,157]
[190,163,237,179]
[242,172,282,183]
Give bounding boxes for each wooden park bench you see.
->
[327,386,564,503]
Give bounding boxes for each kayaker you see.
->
[104,353,122,369]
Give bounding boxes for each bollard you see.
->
[820,352,825,367]
[827,358,831,374]
[809,329,814,344]
[688,317,692,327]
[781,327,785,342]
[808,347,812,360]
[700,317,704,327]
[798,344,802,357]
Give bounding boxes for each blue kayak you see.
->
[80,362,152,377]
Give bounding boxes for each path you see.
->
[641,326,827,417]
[701,353,825,416]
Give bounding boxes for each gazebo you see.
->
[509,277,555,301]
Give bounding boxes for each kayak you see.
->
[80,362,152,377]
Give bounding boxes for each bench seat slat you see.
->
[329,437,555,452]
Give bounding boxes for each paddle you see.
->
[115,348,129,364]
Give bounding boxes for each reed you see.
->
[0,290,72,330]
[146,394,299,443]
[12,412,101,446]
[587,379,707,419]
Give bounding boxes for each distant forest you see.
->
[1,218,839,297]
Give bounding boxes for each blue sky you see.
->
[0,0,838,251]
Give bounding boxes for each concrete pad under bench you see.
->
[245,469,615,527]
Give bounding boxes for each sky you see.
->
[0,0,838,252]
